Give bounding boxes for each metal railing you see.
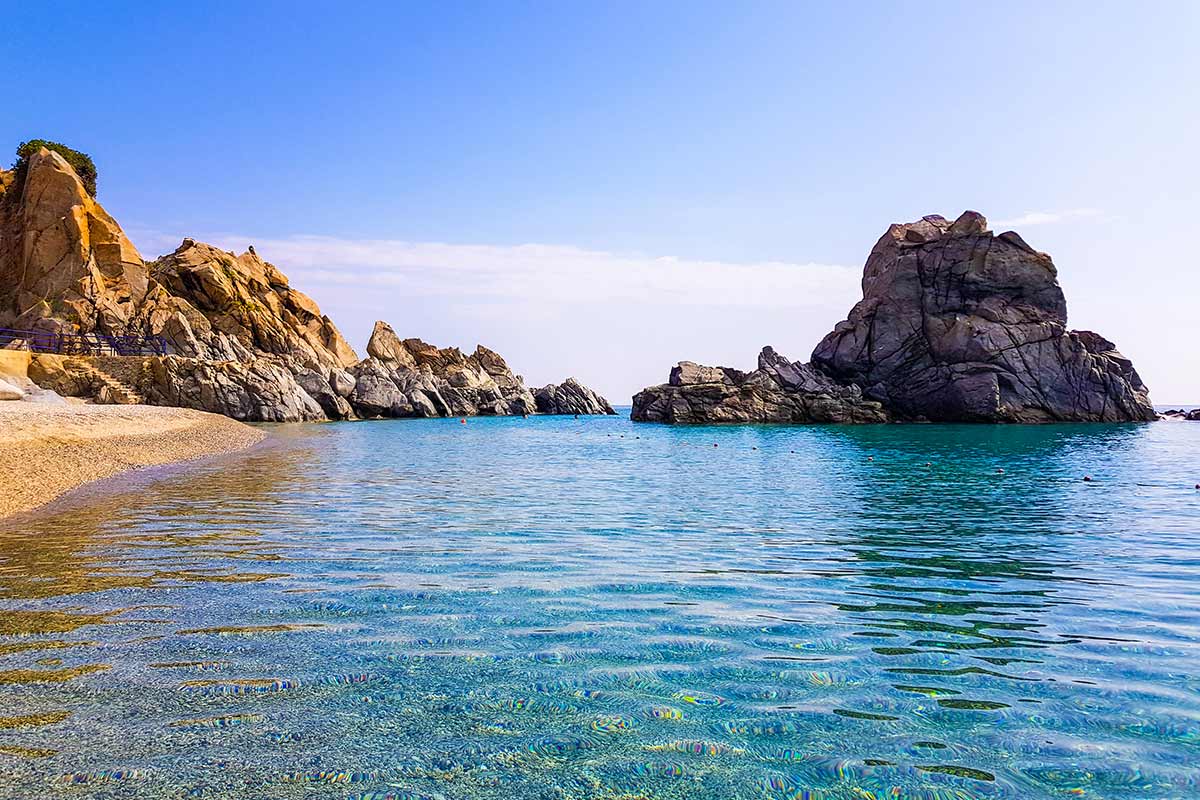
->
[0,327,168,357]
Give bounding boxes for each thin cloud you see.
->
[132,233,862,310]
[992,208,1102,229]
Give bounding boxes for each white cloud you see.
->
[135,233,861,311]
[127,232,867,401]
[991,208,1102,229]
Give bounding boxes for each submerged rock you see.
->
[811,211,1155,422]
[632,346,888,423]
[533,378,617,415]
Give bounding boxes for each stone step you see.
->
[65,358,145,405]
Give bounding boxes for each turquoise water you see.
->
[2,413,1199,799]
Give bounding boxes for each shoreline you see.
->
[0,402,266,520]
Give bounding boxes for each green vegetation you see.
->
[12,139,98,197]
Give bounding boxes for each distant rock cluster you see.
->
[634,211,1156,424]
[0,147,612,421]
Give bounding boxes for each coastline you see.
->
[0,402,266,520]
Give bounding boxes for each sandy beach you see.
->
[0,402,265,519]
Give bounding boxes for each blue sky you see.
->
[6,2,1198,402]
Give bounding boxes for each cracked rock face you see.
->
[0,149,147,335]
[351,322,615,418]
[533,378,617,416]
[631,346,889,424]
[140,240,359,372]
[4,150,611,423]
[811,211,1155,422]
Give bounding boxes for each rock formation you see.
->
[1,144,613,422]
[811,212,1155,422]
[0,149,147,336]
[347,321,539,418]
[634,211,1155,424]
[534,378,617,416]
[632,347,888,423]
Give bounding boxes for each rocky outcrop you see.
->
[137,239,357,370]
[1160,408,1200,421]
[634,211,1155,425]
[811,212,1155,422]
[0,149,147,336]
[533,378,617,415]
[632,346,889,423]
[2,145,612,423]
[347,321,539,418]
[139,356,327,422]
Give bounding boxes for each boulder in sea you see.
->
[633,211,1155,424]
[533,378,617,415]
[811,211,1155,422]
[347,321,537,418]
[631,346,889,423]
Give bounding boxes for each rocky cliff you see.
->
[811,212,1154,422]
[634,211,1155,424]
[1,144,613,422]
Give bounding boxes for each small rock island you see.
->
[633,211,1155,424]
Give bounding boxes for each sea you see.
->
[1,410,1198,799]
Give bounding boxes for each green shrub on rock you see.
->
[13,139,98,196]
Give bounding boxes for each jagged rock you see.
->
[295,367,354,420]
[349,324,539,418]
[632,346,889,423]
[139,355,325,422]
[0,149,147,336]
[533,378,616,415]
[811,211,1155,422]
[365,320,417,368]
[1160,408,1200,421]
[3,146,604,424]
[27,354,99,397]
[140,239,358,370]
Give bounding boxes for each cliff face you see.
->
[811,212,1155,422]
[140,239,358,370]
[0,149,146,335]
[2,145,613,422]
[634,211,1155,424]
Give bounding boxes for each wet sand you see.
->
[0,402,265,519]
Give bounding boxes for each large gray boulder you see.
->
[632,346,889,424]
[533,378,617,415]
[811,211,1155,422]
[139,355,326,422]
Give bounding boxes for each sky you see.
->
[5,2,1198,403]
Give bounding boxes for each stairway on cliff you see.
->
[64,357,145,405]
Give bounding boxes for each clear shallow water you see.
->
[1,413,1199,799]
